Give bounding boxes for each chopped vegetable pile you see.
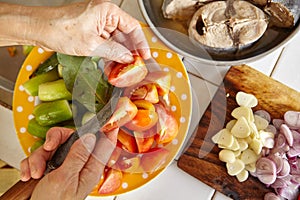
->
[22,53,179,195]
[212,91,300,200]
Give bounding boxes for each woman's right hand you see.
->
[20,127,117,200]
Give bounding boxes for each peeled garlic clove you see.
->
[226,159,245,176]
[254,114,269,130]
[231,117,251,138]
[250,138,263,155]
[236,169,249,182]
[226,119,237,131]
[241,148,258,165]
[237,138,248,151]
[232,106,254,122]
[245,162,256,173]
[236,91,258,108]
[219,149,236,163]
[259,130,275,140]
[212,128,234,147]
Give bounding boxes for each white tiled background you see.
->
[0,0,299,199]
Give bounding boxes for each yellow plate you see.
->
[13,27,192,196]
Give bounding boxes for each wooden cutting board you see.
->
[177,65,300,200]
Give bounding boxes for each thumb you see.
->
[60,134,96,176]
[93,39,134,63]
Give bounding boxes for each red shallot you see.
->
[256,157,277,185]
[255,110,300,200]
[284,111,300,129]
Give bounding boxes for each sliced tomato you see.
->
[98,168,123,194]
[125,100,158,132]
[127,85,148,100]
[107,146,122,168]
[155,103,179,144]
[117,128,138,153]
[140,147,169,173]
[105,127,118,145]
[134,131,155,153]
[107,55,148,87]
[144,71,171,96]
[117,156,141,173]
[92,173,105,194]
[144,84,159,103]
[124,83,159,104]
[101,97,138,133]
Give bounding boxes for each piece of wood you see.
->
[0,179,40,200]
[0,168,20,196]
[177,65,300,200]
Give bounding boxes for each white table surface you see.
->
[0,0,299,199]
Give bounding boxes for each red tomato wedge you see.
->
[117,128,138,153]
[144,84,159,103]
[155,103,179,144]
[106,55,148,87]
[125,100,158,132]
[118,156,141,173]
[124,83,159,104]
[144,71,171,97]
[140,147,169,173]
[101,97,138,133]
[107,146,122,168]
[134,131,155,153]
[92,173,105,193]
[98,168,123,194]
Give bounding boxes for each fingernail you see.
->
[31,167,37,177]
[83,134,96,152]
[43,140,52,150]
[141,49,152,60]
[20,171,25,180]
[121,54,134,63]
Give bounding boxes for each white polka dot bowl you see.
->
[13,26,192,196]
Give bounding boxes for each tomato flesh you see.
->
[134,131,155,153]
[107,147,122,168]
[98,168,123,194]
[117,128,138,153]
[108,55,148,87]
[118,156,141,173]
[101,97,138,133]
[125,100,158,132]
[144,84,159,104]
[144,71,171,96]
[155,104,179,144]
[140,147,169,173]
[126,83,159,104]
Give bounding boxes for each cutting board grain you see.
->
[177,65,300,200]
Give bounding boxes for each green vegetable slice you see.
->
[38,79,72,101]
[33,99,73,126]
[23,69,59,96]
[27,118,52,139]
[34,53,59,76]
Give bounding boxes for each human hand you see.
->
[34,0,151,63]
[20,127,117,200]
